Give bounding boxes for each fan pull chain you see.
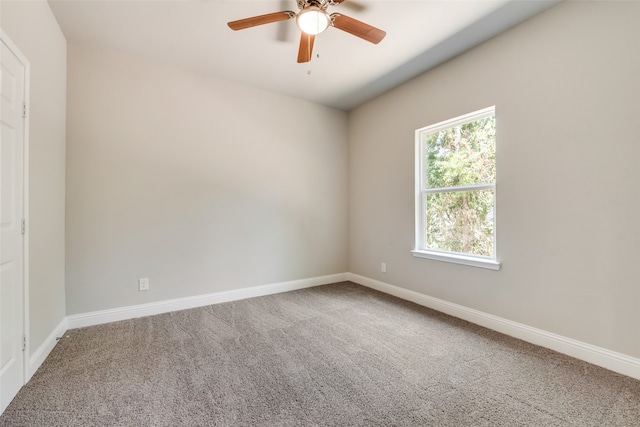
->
[307,52,320,75]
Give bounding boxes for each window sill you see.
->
[411,250,501,270]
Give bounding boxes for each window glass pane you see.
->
[425,189,495,257]
[424,116,495,188]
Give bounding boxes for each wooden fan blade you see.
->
[276,0,293,42]
[228,11,294,31]
[330,13,386,44]
[329,0,367,13]
[338,0,366,13]
[297,32,315,63]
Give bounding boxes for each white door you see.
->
[0,35,27,414]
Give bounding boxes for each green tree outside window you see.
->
[417,109,496,258]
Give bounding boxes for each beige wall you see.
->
[0,1,67,353]
[65,45,348,314]
[349,1,640,358]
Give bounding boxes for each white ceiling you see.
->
[48,0,558,111]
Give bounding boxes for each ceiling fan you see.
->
[227,0,386,63]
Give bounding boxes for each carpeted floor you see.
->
[1,282,639,426]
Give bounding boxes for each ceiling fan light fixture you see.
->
[296,6,330,35]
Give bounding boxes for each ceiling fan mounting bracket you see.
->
[297,0,333,12]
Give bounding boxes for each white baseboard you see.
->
[348,273,640,381]
[66,273,349,330]
[27,317,68,382]
[56,272,640,381]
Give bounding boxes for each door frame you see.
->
[1,29,30,387]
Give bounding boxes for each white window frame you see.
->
[412,106,500,270]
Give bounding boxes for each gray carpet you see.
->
[1,282,639,426]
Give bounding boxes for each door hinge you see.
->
[22,102,27,118]
[21,218,26,235]
[23,335,27,351]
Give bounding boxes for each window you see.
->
[413,106,500,270]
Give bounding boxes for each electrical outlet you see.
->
[381,262,387,273]
[138,278,149,291]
